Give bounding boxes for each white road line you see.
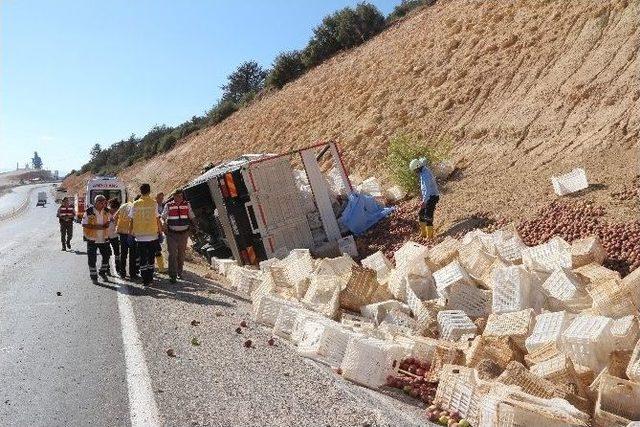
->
[115,280,161,427]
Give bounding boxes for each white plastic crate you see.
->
[274,304,312,339]
[483,309,535,350]
[627,338,640,382]
[496,235,527,264]
[361,250,393,283]
[610,315,639,351]
[529,353,577,386]
[491,266,531,314]
[394,241,430,277]
[259,257,279,271]
[588,278,637,319]
[230,266,262,295]
[622,267,640,308]
[387,269,408,302]
[340,313,376,333]
[427,236,460,269]
[562,314,614,371]
[571,236,606,268]
[301,275,342,318]
[434,371,479,425]
[297,319,361,367]
[384,184,406,203]
[594,373,640,426]
[254,294,297,327]
[357,177,384,199]
[460,246,496,280]
[433,260,474,297]
[551,168,588,196]
[340,337,407,389]
[522,240,572,273]
[379,309,418,337]
[446,282,492,319]
[437,310,477,342]
[525,311,573,353]
[217,258,238,276]
[290,310,325,344]
[313,254,356,277]
[542,267,591,312]
[360,300,410,325]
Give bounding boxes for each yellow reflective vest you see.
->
[115,203,133,234]
[83,206,110,241]
[131,195,159,236]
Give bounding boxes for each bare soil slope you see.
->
[65,0,639,227]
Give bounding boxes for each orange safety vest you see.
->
[57,205,75,223]
[83,206,109,241]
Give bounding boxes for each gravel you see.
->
[130,272,431,427]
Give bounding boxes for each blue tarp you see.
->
[339,192,395,236]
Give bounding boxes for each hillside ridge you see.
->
[65,0,639,227]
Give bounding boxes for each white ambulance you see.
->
[85,176,128,207]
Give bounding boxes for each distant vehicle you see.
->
[36,192,47,207]
[86,176,128,207]
[75,194,86,222]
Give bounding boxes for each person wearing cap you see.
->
[129,184,163,285]
[409,157,439,239]
[81,195,111,283]
[161,189,195,283]
[56,196,75,251]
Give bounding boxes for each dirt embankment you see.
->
[65,0,639,229]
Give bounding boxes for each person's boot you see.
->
[426,226,435,239]
[419,222,428,238]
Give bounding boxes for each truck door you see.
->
[243,156,313,259]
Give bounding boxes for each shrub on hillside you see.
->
[266,50,306,89]
[385,133,451,194]
[206,99,238,125]
[387,0,435,22]
[302,3,385,68]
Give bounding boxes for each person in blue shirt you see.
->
[409,157,439,239]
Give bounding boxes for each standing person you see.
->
[409,157,440,239]
[56,197,75,251]
[154,192,166,273]
[107,199,122,276]
[115,195,139,279]
[162,189,196,283]
[81,195,111,283]
[129,184,163,286]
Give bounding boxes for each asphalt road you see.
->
[0,186,429,427]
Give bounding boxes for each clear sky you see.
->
[0,0,397,174]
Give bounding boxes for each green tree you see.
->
[89,143,102,161]
[221,60,267,103]
[266,50,306,89]
[31,151,43,169]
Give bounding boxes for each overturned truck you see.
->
[183,141,353,266]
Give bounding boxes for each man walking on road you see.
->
[56,197,75,251]
[81,195,111,283]
[129,184,163,286]
[161,189,196,283]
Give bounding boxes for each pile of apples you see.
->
[425,404,471,427]
[385,357,437,404]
